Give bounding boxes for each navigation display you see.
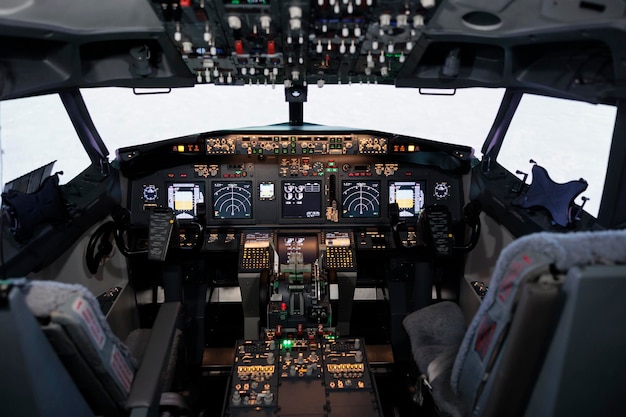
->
[341,180,380,218]
[282,180,322,219]
[167,183,205,220]
[213,181,253,219]
[389,181,425,217]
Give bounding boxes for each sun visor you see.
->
[0,0,193,100]
[396,0,626,104]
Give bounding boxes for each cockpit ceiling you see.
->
[0,0,625,102]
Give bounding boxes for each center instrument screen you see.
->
[167,183,204,220]
[281,180,322,219]
[212,181,253,219]
[388,181,425,217]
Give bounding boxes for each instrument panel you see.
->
[122,128,470,245]
[131,155,460,228]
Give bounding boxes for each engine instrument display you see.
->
[167,183,204,220]
[282,180,322,219]
[389,181,425,218]
[278,235,319,267]
[213,181,253,219]
[341,180,380,218]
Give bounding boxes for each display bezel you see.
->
[212,180,253,219]
[166,182,205,220]
[341,179,381,218]
[388,180,425,218]
[281,180,323,220]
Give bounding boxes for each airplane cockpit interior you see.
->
[1,1,626,417]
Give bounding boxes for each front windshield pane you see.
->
[497,94,616,217]
[81,85,504,156]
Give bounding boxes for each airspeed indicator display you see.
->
[341,180,380,218]
[213,181,252,219]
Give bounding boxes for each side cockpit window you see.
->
[496,94,616,218]
[1,94,89,189]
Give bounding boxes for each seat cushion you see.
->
[403,301,467,417]
[23,281,137,407]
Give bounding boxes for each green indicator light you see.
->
[274,149,279,154]
[386,52,403,58]
[291,137,296,142]
[282,149,287,154]
[290,149,296,154]
[274,137,279,142]
[328,162,335,166]
[259,149,263,154]
[252,149,257,154]
[318,172,324,176]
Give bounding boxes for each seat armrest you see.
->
[127,302,181,417]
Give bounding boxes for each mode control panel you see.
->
[204,134,386,156]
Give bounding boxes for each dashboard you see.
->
[116,125,474,342]
[119,127,471,241]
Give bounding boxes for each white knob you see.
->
[340,40,346,54]
[289,6,302,19]
[204,31,212,43]
[322,24,328,33]
[290,19,301,30]
[349,40,356,54]
[241,67,247,75]
[228,15,242,30]
[366,51,372,63]
[380,13,391,27]
[250,67,256,75]
[354,26,362,37]
[379,51,385,63]
[421,0,436,8]
[406,41,413,51]
[327,40,332,50]
[260,15,271,30]
[347,2,354,13]
[317,78,325,88]
[342,26,349,37]
[387,42,394,53]
[397,14,408,27]
[414,15,424,27]
[372,40,378,50]
[316,40,323,53]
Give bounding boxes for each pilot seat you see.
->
[0,279,189,417]
[403,229,626,417]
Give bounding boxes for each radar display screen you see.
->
[341,180,380,218]
[282,180,322,219]
[167,183,204,220]
[213,181,253,219]
[389,181,425,218]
